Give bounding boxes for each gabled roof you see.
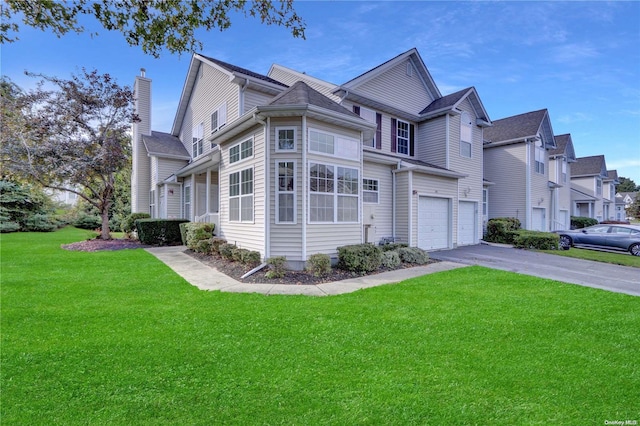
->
[572,155,608,178]
[606,170,619,183]
[483,109,556,149]
[419,86,491,125]
[171,53,288,136]
[267,81,360,119]
[337,48,441,100]
[571,186,598,201]
[550,134,577,162]
[142,131,190,159]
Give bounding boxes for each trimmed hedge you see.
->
[209,237,227,255]
[135,219,188,245]
[484,217,522,244]
[381,250,401,268]
[512,230,560,250]
[337,244,382,274]
[571,216,598,229]
[397,247,430,264]
[121,213,151,233]
[307,253,331,277]
[184,223,215,252]
[380,242,409,252]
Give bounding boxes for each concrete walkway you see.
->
[145,246,465,296]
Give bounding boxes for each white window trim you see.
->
[308,161,360,224]
[184,185,191,219]
[229,166,254,223]
[275,160,296,224]
[211,102,227,135]
[192,122,204,158]
[362,177,379,204]
[460,111,472,158]
[534,141,545,175]
[275,126,297,152]
[396,119,410,156]
[307,127,359,159]
[229,137,254,165]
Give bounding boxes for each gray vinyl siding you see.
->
[150,157,159,187]
[529,142,552,230]
[179,63,240,159]
[269,117,304,260]
[410,173,458,246]
[417,116,447,168]
[165,183,183,219]
[355,59,435,115]
[243,88,275,113]
[394,172,409,244]
[218,125,266,255]
[484,144,527,222]
[362,161,394,244]
[132,76,151,213]
[558,162,572,211]
[156,158,188,183]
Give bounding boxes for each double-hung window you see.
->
[362,178,379,203]
[359,107,377,148]
[229,168,253,222]
[396,120,410,155]
[596,178,602,196]
[276,128,296,151]
[534,140,545,174]
[211,103,227,134]
[184,185,191,219]
[562,159,567,183]
[229,138,253,164]
[192,122,204,158]
[276,161,295,223]
[309,163,359,223]
[460,111,472,158]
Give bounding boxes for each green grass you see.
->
[2,228,639,424]
[541,247,640,267]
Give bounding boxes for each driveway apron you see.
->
[430,244,640,296]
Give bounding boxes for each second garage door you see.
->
[418,196,450,250]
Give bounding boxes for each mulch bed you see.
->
[61,238,438,285]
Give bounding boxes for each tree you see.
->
[0,179,58,232]
[1,0,305,57]
[627,195,640,220]
[616,176,640,193]
[0,71,138,239]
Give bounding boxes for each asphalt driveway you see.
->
[430,244,640,296]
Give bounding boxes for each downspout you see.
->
[338,90,349,105]
[445,114,450,169]
[302,114,308,261]
[253,112,269,259]
[392,161,400,241]
[408,169,413,247]
[525,140,531,230]
[239,78,250,115]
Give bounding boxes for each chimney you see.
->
[131,70,152,213]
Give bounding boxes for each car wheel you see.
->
[559,235,572,250]
[630,243,640,257]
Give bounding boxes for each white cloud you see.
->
[556,112,593,124]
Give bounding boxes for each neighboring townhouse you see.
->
[603,170,620,220]
[482,109,557,231]
[548,134,577,230]
[616,191,638,220]
[131,49,492,268]
[570,155,609,221]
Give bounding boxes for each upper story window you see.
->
[308,128,359,159]
[276,127,296,151]
[609,183,615,197]
[460,111,472,158]
[562,159,567,183]
[211,103,227,135]
[596,178,602,196]
[309,130,334,154]
[192,122,204,158]
[396,120,410,155]
[353,105,382,149]
[534,139,545,174]
[230,138,253,164]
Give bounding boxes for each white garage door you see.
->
[418,196,450,250]
[458,201,477,246]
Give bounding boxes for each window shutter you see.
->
[353,105,360,115]
[219,103,227,128]
[409,124,415,157]
[391,118,397,153]
[376,113,382,149]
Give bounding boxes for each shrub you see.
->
[571,216,598,229]
[397,247,430,264]
[381,250,401,268]
[307,253,331,277]
[179,222,189,245]
[73,213,101,230]
[484,217,522,244]
[337,244,382,274]
[23,214,58,232]
[0,220,21,233]
[209,237,227,255]
[219,243,236,261]
[512,231,560,250]
[380,242,409,252]
[185,223,215,251]
[242,250,261,267]
[266,256,287,279]
[193,238,213,254]
[135,219,188,245]
[232,247,249,263]
[121,213,151,233]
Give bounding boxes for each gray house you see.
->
[131,49,492,267]
[570,155,610,221]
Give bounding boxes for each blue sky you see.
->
[3,1,640,183]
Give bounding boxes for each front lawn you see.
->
[2,228,639,424]
[541,246,640,268]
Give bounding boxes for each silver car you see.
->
[556,224,640,256]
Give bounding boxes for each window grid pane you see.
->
[278,129,295,150]
[397,120,409,155]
